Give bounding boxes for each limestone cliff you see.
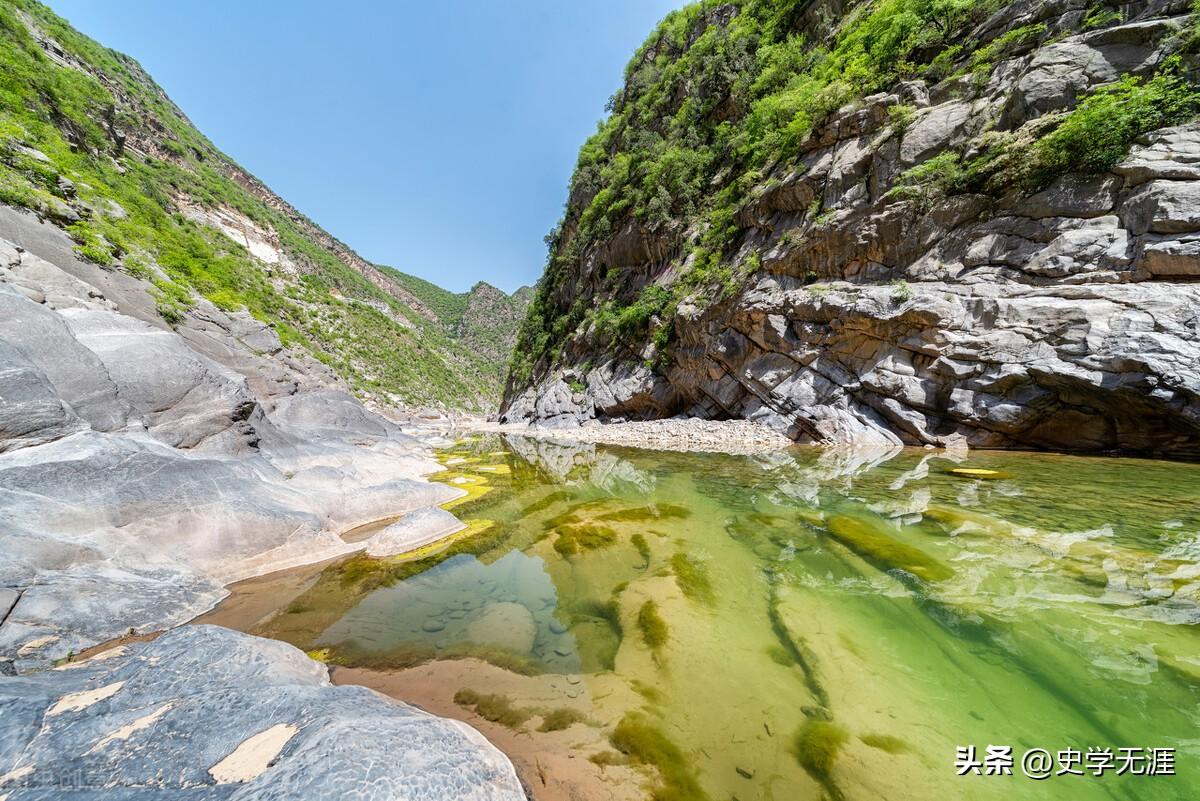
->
[502,0,1200,456]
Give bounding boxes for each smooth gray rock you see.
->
[0,287,127,434]
[0,340,84,453]
[1115,122,1200,185]
[0,231,456,666]
[365,506,466,558]
[61,308,261,450]
[0,626,524,800]
[1016,174,1120,219]
[899,101,971,165]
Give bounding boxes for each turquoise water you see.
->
[233,436,1200,801]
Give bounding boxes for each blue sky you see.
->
[45,1,683,293]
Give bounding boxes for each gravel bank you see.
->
[466,418,795,455]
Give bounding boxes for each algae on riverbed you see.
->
[210,436,1200,801]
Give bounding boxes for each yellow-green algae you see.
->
[824,514,952,582]
[453,689,534,729]
[610,714,709,801]
[793,719,848,782]
[637,599,669,650]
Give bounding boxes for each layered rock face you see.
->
[0,208,466,668]
[502,0,1200,456]
[0,626,523,799]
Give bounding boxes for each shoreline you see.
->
[453,417,798,455]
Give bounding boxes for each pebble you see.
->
[421,620,446,633]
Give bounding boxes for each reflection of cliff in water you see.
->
[502,434,656,494]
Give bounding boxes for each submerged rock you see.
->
[466,602,537,656]
[0,625,525,800]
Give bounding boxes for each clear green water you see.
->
[240,436,1200,801]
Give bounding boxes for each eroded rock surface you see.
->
[0,626,524,800]
[0,210,460,667]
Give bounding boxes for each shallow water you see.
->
[212,436,1200,801]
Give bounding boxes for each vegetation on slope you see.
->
[386,270,532,371]
[507,0,1200,392]
[385,268,532,383]
[0,0,498,411]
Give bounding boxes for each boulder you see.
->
[0,626,525,800]
[1118,180,1200,235]
[365,506,466,558]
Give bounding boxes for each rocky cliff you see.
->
[502,0,1200,456]
[0,0,506,414]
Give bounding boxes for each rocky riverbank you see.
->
[0,207,524,798]
[0,626,525,800]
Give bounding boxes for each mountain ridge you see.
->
[0,0,516,413]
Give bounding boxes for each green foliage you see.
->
[968,23,1047,73]
[1030,59,1200,184]
[509,0,1009,383]
[887,103,917,133]
[386,268,471,328]
[66,220,116,266]
[889,279,913,303]
[1084,5,1122,29]
[887,151,966,207]
[889,59,1200,206]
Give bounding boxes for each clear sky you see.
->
[44,1,683,293]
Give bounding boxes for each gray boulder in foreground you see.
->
[0,625,525,800]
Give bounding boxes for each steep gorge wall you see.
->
[503,0,1200,455]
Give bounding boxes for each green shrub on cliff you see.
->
[509,0,1013,382]
[507,0,1200,398]
[1031,59,1200,182]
